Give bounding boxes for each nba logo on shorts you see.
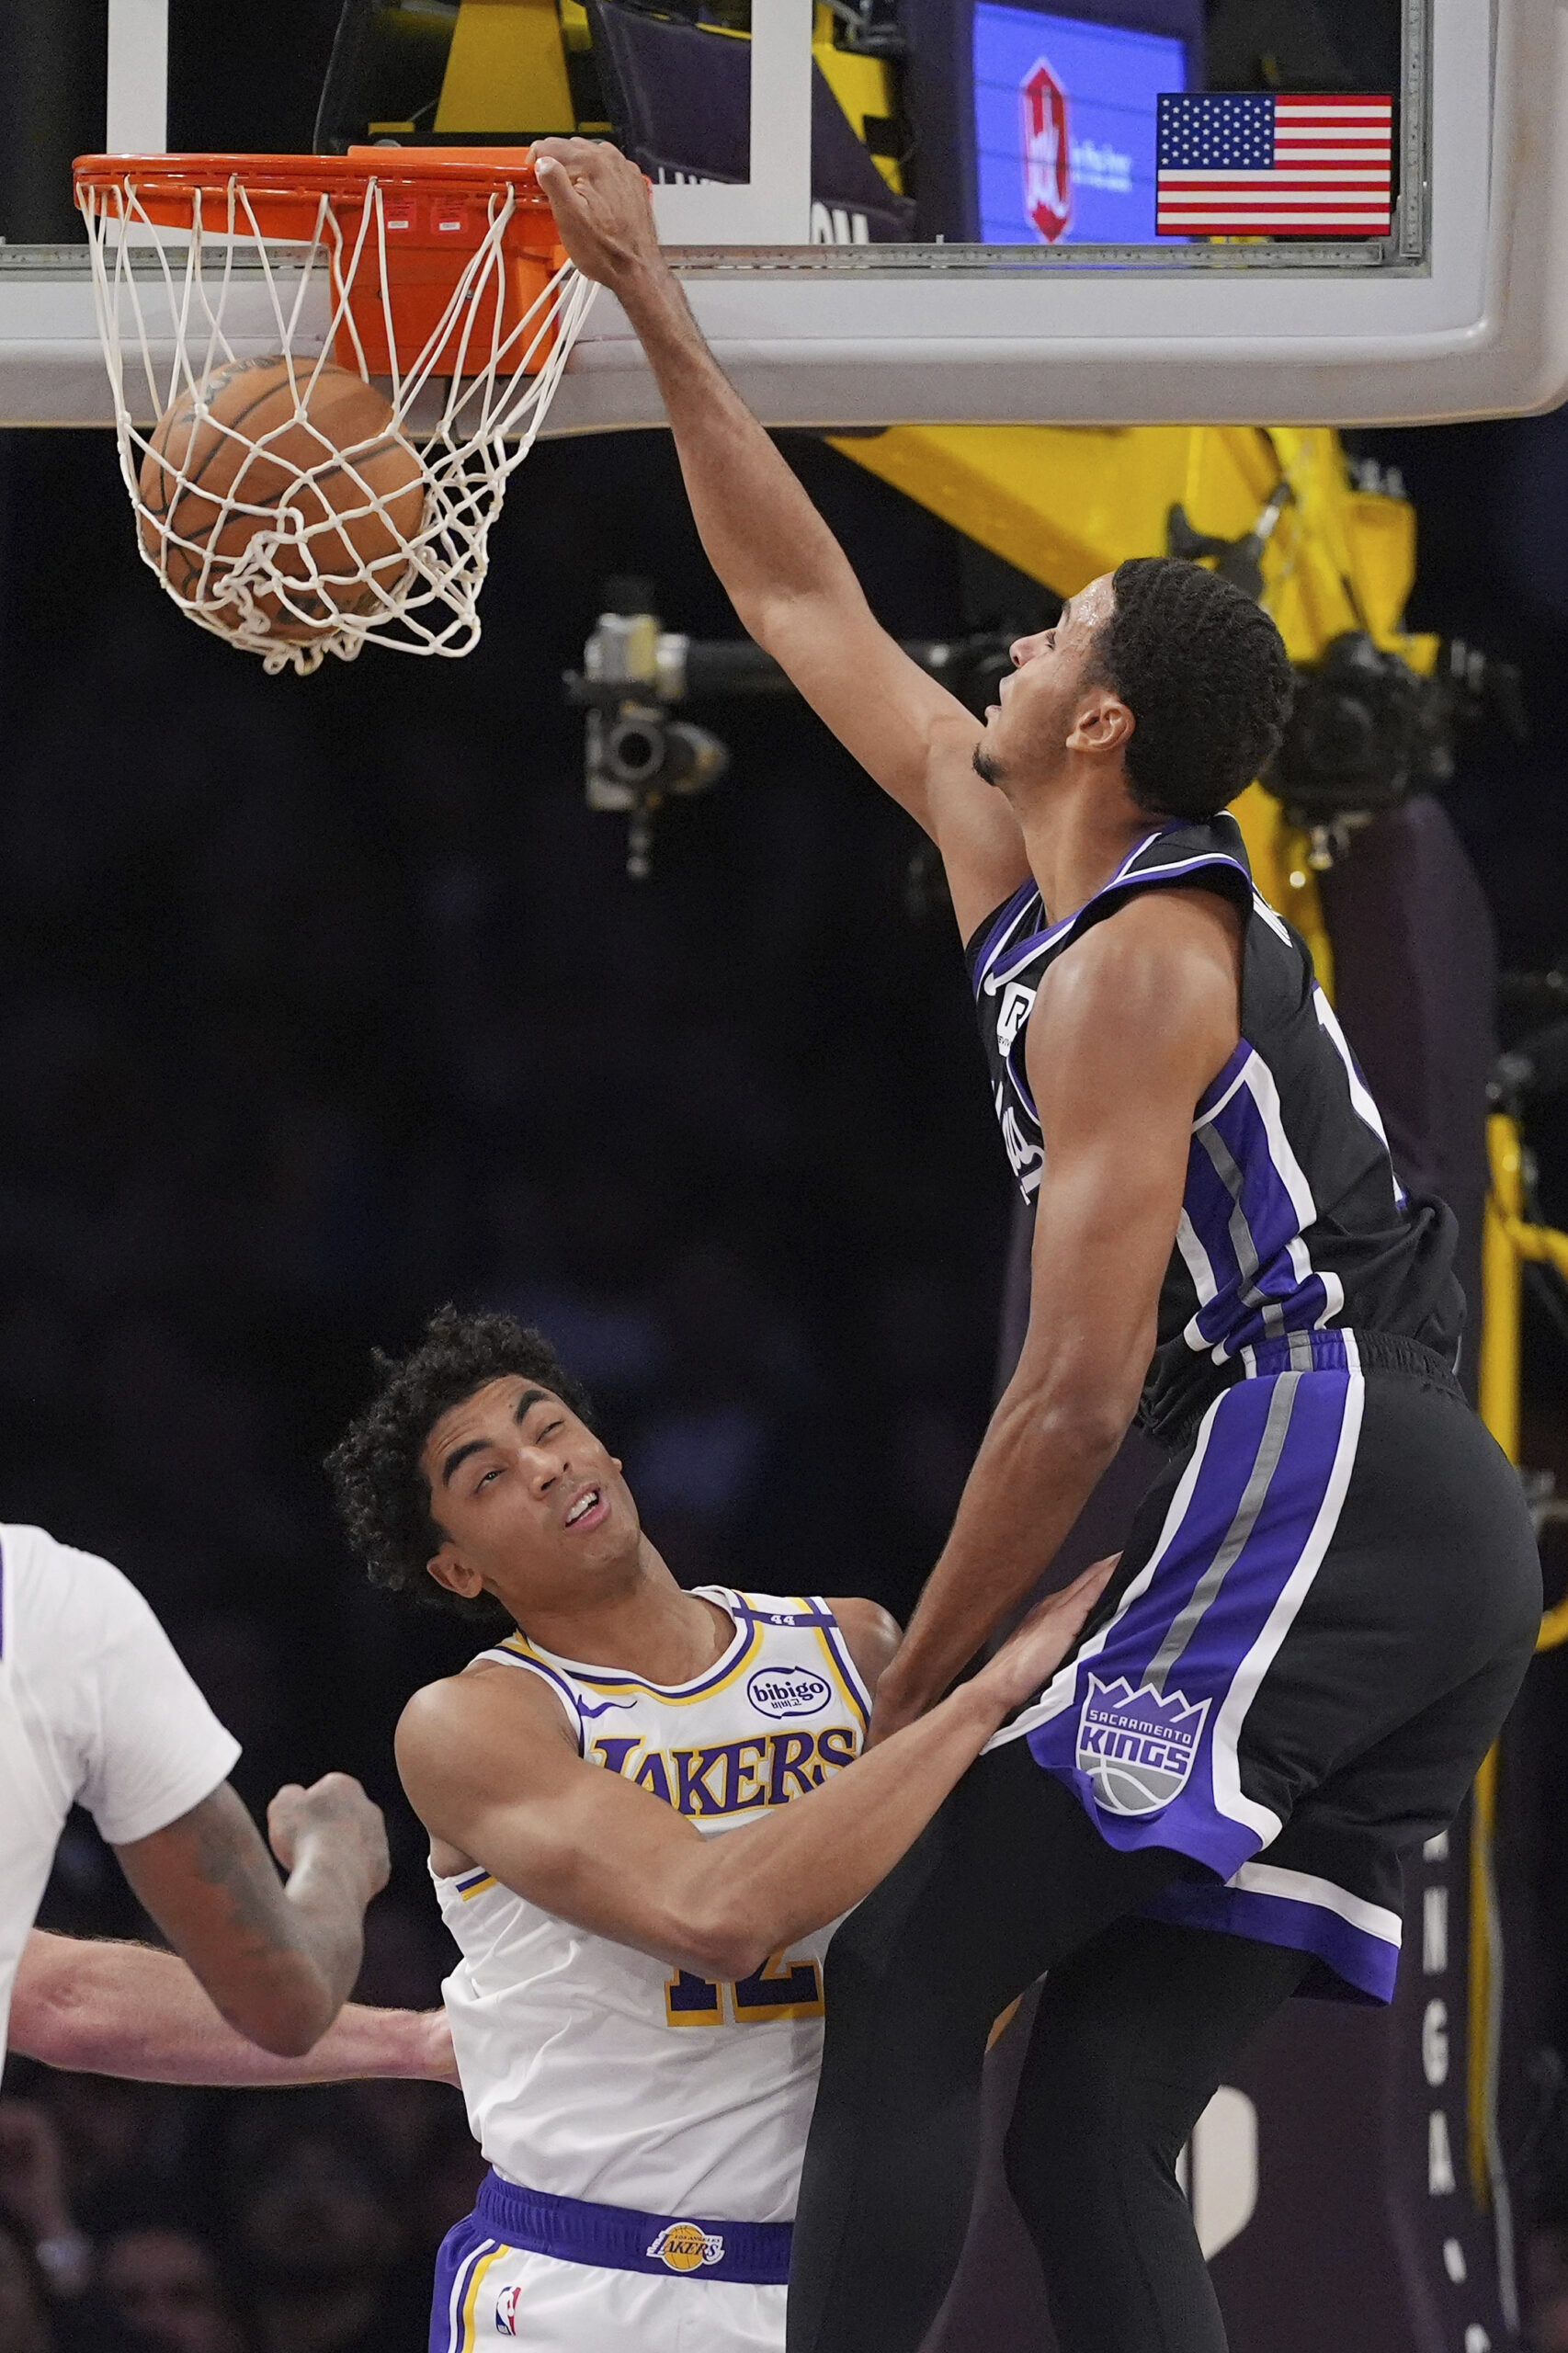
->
[1076,1675,1210,1817]
[494,2285,522,2336]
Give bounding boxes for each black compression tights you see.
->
[786,1741,1310,2353]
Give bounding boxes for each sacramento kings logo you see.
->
[1076,1675,1210,1817]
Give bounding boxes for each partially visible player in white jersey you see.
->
[327,1307,1112,2353]
[0,1519,391,2075]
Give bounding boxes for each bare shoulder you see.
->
[824,1597,903,1697]
[1040,885,1241,1033]
[395,1660,576,1786]
[1031,884,1243,1108]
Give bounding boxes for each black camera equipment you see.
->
[563,582,1020,877]
[1267,631,1526,866]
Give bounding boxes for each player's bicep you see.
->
[397,1684,710,1961]
[1017,912,1237,1395]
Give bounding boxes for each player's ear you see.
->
[1067,688,1133,758]
[426,1544,484,1603]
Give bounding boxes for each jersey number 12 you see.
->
[665,1951,824,2026]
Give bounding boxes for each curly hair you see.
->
[1090,556,1295,819]
[325,1303,596,1621]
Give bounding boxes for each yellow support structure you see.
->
[435,0,576,135]
[812,5,903,195]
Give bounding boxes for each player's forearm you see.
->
[11,1934,446,2086]
[880,1382,1130,1721]
[660,1678,1009,1975]
[612,260,865,637]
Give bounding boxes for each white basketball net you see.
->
[79,171,595,675]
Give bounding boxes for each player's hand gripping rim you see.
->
[533,140,663,297]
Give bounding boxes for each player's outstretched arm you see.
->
[9,1930,454,2086]
[112,1775,390,2059]
[533,138,1029,940]
[869,887,1243,1740]
[395,1557,1111,1983]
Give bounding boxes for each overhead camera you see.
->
[563,579,1025,881]
[562,583,735,879]
[1268,631,1527,866]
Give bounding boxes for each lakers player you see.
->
[327,1306,1109,2353]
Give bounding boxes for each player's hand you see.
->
[533,139,663,293]
[973,1555,1119,1719]
[866,1556,1119,1748]
[267,1774,390,1903]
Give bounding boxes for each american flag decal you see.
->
[1155,92,1393,238]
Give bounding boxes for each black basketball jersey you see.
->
[966,813,1463,1445]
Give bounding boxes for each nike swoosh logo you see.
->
[576,1695,638,1717]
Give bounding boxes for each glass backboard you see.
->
[3,0,1566,430]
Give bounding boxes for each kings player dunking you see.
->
[326,1308,1112,2353]
[530,141,1545,2353]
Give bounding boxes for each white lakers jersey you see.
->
[434,1588,872,2225]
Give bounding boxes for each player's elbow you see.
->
[9,1956,97,2071]
[1035,1391,1135,1469]
[669,1893,769,1984]
[226,1961,338,2058]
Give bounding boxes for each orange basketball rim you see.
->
[70,148,594,673]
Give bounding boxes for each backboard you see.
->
[4,0,1567,430]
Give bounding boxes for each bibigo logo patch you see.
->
[646,2222,725,2274]
[1076,1675,1210,1817]
[746,1665,831,1719]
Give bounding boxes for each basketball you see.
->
[138,357,426,643]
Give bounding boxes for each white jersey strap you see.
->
[472,1644,585,1756]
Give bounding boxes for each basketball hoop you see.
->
[72,149,594,674]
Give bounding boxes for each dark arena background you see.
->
[5,4,1568,2353]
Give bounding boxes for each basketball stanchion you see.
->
[73,150,595,675]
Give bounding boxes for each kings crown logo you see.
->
[646,2222,725,2274]
[1076,1675,1210,1818]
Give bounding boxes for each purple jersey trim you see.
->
[1140,1874,1399,2005]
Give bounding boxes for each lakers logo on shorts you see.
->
[645,2222,725,2274]
[1076,1675,1210,1817]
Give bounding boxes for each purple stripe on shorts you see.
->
[1141,1874,1399,2005]
[1025,1364,1357,1891]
